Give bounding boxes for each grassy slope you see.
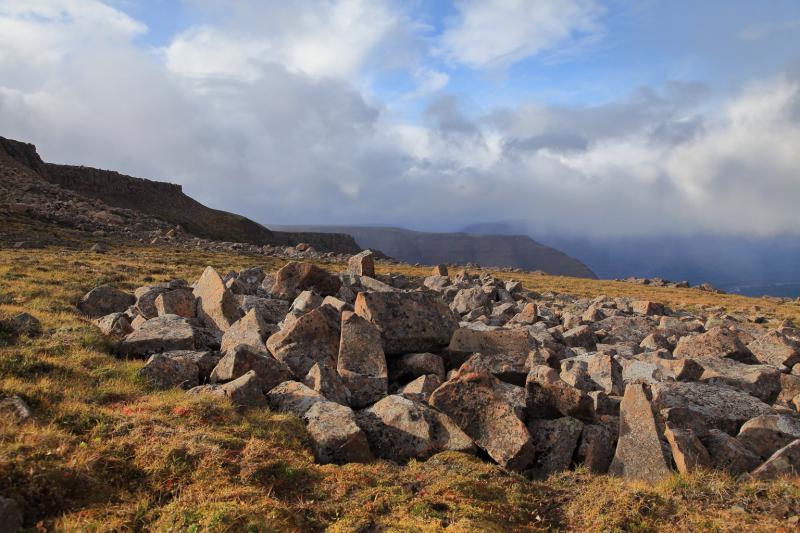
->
[0,245,798,532]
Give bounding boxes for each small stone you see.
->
[94,312,133,336]
[0,395,33,421]
[9,312,41,336]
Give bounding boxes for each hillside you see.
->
[274,225,597,279]
[1,243,799,531]
[0,136,360,254]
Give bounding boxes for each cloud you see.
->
[439,0,602,69]
[164,0,406,80]
[0,0,799,240]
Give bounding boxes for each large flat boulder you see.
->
[193,266,242,332]
[429,372,535,471]
[747,330,800,368]
[119,315,198,357]
[695,356,781,403]
[355,291,458,355]
[337,311,387,408]
[674,327,757,364]
[609,383,673,483]
[651,381,775,435]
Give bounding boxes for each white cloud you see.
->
[439,0,602,69]
[1,0,799,240]
[163,0,404,80]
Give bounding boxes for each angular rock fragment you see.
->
[576,421,617,473]
[95,312,132,336]
[355,291,458,355]
[749,439,800,480]
[337,311,387,408]
[631,301,665,316]
[220,308,273,353]
[447,327,536,370]
[673,327,757,364]
[429,372,535,471]
[664,425,711,474]
[266,381,328,417]
[139,352,199,389]
[651,381,775,435]
[400,374,442,403]
[304,401,373,464]
[134,285,169,319]
[562,325,597,350]
[267,304,341,378]
[389,352,446,383]
[609,383,673,483]
[737,414,800,460]
[347,250,375,277]
[304,361,350,405]
[236,296,290,324]
[526,417,583,478]
[526,372,596,422]
[695,356,781,403]
[431,264,449,277]
[0,395,32,421]
[356,395,475,462]
[193,266,242,332]
[119,315,197,357]
[747,330,800,368]
[460,352,530,387]
[271,261,341,300]
[701,429,761,474]
[78,285,135,318]
[452,287,491,315]
[154,287,195,318]
[189,370,268,408]
[210,344,293,392]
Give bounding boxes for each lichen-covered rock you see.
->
[674,327,757,364]
[651,381,775,435]
[267,304,341,378]
[220,308,274,353]
[139,352,199,389]
[460,352,530,387]
[271,261,342,300]
[78,285,135,318]
[304,401,373,464]
[355,291,458,355]
[347,250,375,277]
[749,439,800,480]
[701,429,761,474]
[695,356,781,403]
[304,361,351,405]
[134,284,169,319]
[95,312,132,336]
[193,266,242,332]
[526,373,596,423]
[526,417,584,478]
[389,352,446,383]
[356,395,475,462]
[154,287,196,318]
[609,383,673,483]
[266,380,328,418]
[747,330,800,368]
[400,374,442,403]
[737,414,800,460]
[210,343,293,393]
[451,287,491,315]
[337,311,387,408]
[447,327,536,371]
[562,325,597,349]
[576,421,617,473]
[189,370,268,408]
[119,315,198,357]
[236,296,290,324]
[664,425,711,474]
[429,372,535,471]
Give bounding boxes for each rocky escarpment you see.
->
[276,225,597,279]
[0,136,360,253]
[65,253,800,482]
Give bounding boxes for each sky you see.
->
[1,0,800,237]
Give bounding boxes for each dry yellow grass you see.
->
[1,244,798,531]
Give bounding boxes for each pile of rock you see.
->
[79,253,800,481]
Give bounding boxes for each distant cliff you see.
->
[0,136,360,253]
[274,225,597,279]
